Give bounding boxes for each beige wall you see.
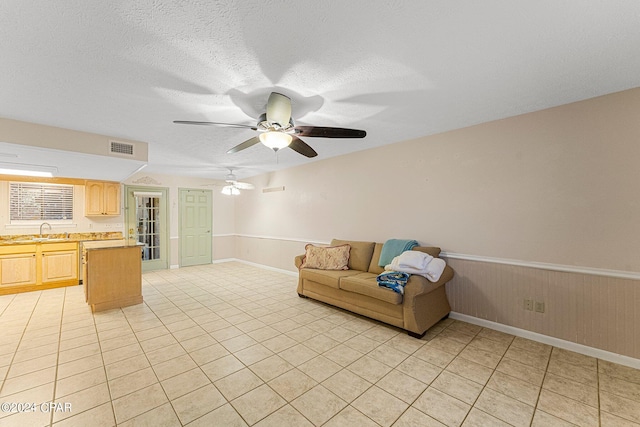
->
[231,88,640,359]
[0,117,147,160]
[235,88,640,273]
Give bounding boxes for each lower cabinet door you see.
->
[0,254,37,286]
[42,251,78,283]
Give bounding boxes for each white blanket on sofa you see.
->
[395,250,432,269]
[385,251,446,282]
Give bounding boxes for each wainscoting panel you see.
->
[444,257,640,359]
[213,234,236,261]
[234,235,309,272]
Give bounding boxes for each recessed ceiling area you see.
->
[0,141,146,182]
[1,1,639,181]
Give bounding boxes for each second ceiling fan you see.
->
[174,92,366,158]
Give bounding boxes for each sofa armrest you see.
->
[403,265,454,298]
[294,254,305,269]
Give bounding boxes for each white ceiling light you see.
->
[0,162,58,177]
[259,131,292,151]
[221,185,240,196]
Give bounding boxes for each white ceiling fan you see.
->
[221,168,254,196]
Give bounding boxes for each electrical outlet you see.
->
[524,298,534,311]
[535,301,545,313]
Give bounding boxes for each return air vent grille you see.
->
[110,141,134,156]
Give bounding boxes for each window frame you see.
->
[9,181,75,223]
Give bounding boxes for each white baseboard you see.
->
[169,264,179,269]
[450,312,640,370]
[212,258,237,264]
[212,258,297,277]
[234,259,298,277]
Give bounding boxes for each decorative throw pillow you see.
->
[300,244,350,270]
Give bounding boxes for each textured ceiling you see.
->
[1,1,639,181]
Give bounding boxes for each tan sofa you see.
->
[295,239,454,338]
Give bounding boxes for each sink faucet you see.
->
[39,222,51,238]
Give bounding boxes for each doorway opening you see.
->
[125,186,168,272]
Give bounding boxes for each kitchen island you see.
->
[83,239,143,312]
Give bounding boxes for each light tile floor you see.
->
[0,262,639,426]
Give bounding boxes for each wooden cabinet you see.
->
[42,249,78,283]
[0,242,78,295]
[0,252,37,287]
[85,181,121,216]
[85,245,142,312]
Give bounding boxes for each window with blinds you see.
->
[10,182,74,221]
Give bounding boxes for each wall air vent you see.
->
[262,186,285,193]
[110,141,134,156]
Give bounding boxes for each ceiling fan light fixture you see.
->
[259,131,292,150]
[221,185,240,196]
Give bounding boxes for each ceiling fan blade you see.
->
[174,120,257,130]
[289,136,318,158]
[295,126,366,138]
[266,92,292,127]
[227,136,260,154]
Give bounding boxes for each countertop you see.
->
[0,232,124,247]
[82,239,144,250]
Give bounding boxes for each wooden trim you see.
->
[0,175,87,185]
[90,295,143,312]
[231,234,640,280]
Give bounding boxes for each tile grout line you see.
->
[530,340,554,427]
[597,358,601,427]
[0,292,45,408]
[172,274,297,427]
[0,293,23,398]
[114,287,182,425]
[370,324,450,426]
[48,288,68,427]
[430,322,491,427]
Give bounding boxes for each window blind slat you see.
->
[10,183,73,221]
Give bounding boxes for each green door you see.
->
[179,189,212,267]
[125,186,169,272]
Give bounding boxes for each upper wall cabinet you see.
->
[85,181,121,216]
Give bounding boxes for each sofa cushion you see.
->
[339,273,403,305]
[413,246,441,257]
[331,239,375,271]
[300,244,350,270]
[300,268,363,289]
[367,243,385,275]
